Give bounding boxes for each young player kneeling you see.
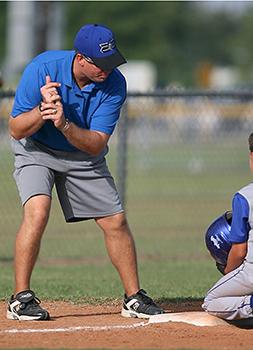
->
[203,133,253,328]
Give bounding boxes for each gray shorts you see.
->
[11,138,123,222]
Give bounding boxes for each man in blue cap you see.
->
[8,24,164,321]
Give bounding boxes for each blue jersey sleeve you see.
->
[11,62,45,117]
[230,193,250,243]
[89,72,126,135]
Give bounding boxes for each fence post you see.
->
[116,101,128,208]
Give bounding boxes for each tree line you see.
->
[1,1,253,88]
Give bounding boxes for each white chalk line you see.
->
[1,312,225,334]
[1,321,149,334]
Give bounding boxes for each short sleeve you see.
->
[89,72,126,135]
[230,193,250,243]
[11,62,44,117]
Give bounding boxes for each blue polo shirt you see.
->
[11,50,127,151]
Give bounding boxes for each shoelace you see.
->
[30,297,41,306]
[137,291,155,305]
[20,296,41,310]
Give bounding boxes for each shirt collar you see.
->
[82,80,107,92]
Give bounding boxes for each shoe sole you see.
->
[121,308,152,319]
[7,310,50,321]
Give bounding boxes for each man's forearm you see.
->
[224,257,244,274]
[224,242,247,274]
[9,106,45,140]
[62,121,109,155]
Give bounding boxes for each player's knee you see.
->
[202,299,209,312]
[24,204,50,231]
[97,213,130,236]
[202,295,222,316]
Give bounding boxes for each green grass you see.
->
[0,258,218,301]
[0,135,250,302]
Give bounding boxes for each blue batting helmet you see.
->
[205,211,232,265]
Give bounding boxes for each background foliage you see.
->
[61,1,253,87]
[0,2,7,68]
[1,1,253,87]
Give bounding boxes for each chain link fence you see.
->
[1,90,253,261]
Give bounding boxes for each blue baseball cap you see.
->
[74,24,126,71]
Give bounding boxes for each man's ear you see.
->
[76,54,85,67]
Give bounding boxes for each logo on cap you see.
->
[99,39,116,53]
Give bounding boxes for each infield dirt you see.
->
[1,300,253,349]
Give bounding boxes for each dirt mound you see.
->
[1,301,252,349]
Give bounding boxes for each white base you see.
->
[149,311,228,327]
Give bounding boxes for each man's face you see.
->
[78,54,112,82]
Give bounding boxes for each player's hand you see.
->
[40,100,66,130]
[40,75,61,104]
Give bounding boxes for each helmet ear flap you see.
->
[205,211,232,266]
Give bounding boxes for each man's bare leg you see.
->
[14,195,51,294]
[95,212,140,297]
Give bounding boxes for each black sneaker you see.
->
[7,290,50,321]
[121,289,164,319]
